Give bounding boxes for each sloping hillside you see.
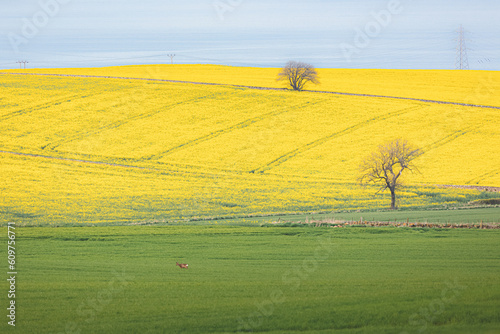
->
[0,66,498,224]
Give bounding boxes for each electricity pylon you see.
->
[16,60,28,69]
[456,25,469,70]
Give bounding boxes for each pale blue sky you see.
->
[1,0,499,69]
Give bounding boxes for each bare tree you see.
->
[277,61,319,91]
[359,139,423,210]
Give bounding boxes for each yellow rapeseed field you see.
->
[0,66,499,225]
[5,64,500,106]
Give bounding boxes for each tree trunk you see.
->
[390,187,396,210]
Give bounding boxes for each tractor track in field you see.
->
[0,149,274,179]
[2,72,500,110]
[2,150,499,195]
[0,93,83,121]
[0,150,163,172]
[251,104,424,173]
[421,124,480,153]
[467,168,500,186]
[41,90,237,151]
[146,100,321,161]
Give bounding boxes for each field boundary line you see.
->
[2,72,500,110]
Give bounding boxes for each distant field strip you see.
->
[438,184,500,192]
[2,72,500,110]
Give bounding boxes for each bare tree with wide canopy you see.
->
[359,139,423,210]
[277,61,319,91]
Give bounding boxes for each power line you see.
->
[16,60,28,69]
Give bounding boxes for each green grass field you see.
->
[2,225,499,333]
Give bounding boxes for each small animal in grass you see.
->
[176,262,188,269]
